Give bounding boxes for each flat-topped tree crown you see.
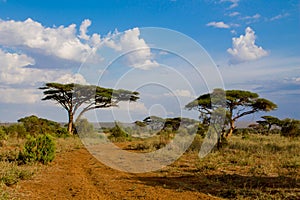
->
[185,89,277,139]
[40,82,139,134]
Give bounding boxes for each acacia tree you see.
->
[40,83,139,134]
[256,115,281,134]
[185,89,277,139]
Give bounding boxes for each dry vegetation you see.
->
[0,131,299,199]
[121,134,300,199]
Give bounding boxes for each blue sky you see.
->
[0,0,299,122]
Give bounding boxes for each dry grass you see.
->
[121,133,299,199]
[160,134,300,199]
[1,133,299,199]
[0,136,83,199]
[55,136,84,153]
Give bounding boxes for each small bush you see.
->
[75,118,95,136]
[108,123,131,142]
[0,162,34,186]
[0,127,8,147]
[187,134,203,152]
[0,149,19,162]
[19,134,56,164]
[281,119,300,137]
[0,127,7,141]
[4,124,27,138]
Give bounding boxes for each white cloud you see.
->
[241,14,261,24]
[0,18,160,106]
[0,48,87,86]
[220,0,239,9]
[293,77,300,84]
[128,102,148,113]
[164,89,195,98]
[55,73,87,84]
[228,12,240,17]
[105,27,159,70]
[0,18,99,62]
[0,49,35,69]
[113,101,148,113]
[79,19,92,40]
[227,27,268,64]
[0,49,36,84]
[270,13,289,21]
[230,30,237,34]
[206,21,230,29]
[0,18,158,70]
[243,14,261,20]
[0,88,40,104]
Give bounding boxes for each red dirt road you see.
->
[16,147,220,200]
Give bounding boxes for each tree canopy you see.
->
[185,89,277,138]
[256,115,281,134]
[40,82,139,134]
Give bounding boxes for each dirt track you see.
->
[16,147,219,200]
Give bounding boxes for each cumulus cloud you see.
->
[206,21,230,29]
[0,48,88,104]
[0,18,158,105]
[0,48,87,86]
[113,101,148,113]
[0,88,40,104]
[164,89,195,98]
[105,27,159,70]
[0,18,158,70]
[0,18,99,62]
[55,73,87,84]
[227,27,268,64]
[79,19,92,40]
[0,49,36,84]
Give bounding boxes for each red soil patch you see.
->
[15,147,220,199]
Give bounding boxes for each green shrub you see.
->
[55,127,69,138]
[75,118,95,135]
[281,119,300,137]
[187,134,203,152]
[18,115,67,137]
[19,134,56,164]
[4,124,27,138]
[0,162,34,186]
[108,123,131,142]
[0,127,7,140]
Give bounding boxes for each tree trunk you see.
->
[217,129,226,150]
[67,111,74,135]
[267,124,271,135]
[226,120,235,138]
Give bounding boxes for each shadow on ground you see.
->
[134,173,300,199]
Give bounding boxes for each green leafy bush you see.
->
[281,119,300,137]
[0,127,6,139]
[75,118,95,135]
[108,123,131,142]
[187,134,203,152]
[18,115,67,137]
[3,124,27,138]
[19,134,56,164]
[0,162,34,186]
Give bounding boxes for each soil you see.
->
[15,147,220,200]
